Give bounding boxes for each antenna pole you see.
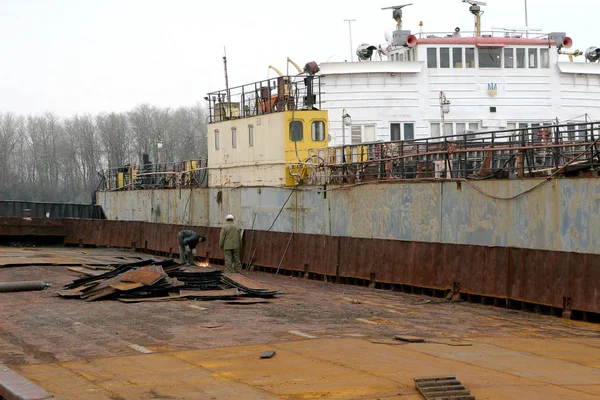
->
[524,0,529,38]
[223,47,230,103]
[344,19,356,62]
[223,47,231,118]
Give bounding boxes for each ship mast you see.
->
[381,4,413,31]
[223,47,231,117]
[462,0,487,37]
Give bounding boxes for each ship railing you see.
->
[97,159,208,191]
[206,75,322,124]
[287,121,600,185]
[417,30,550,40]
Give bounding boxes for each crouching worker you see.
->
[177,230,206,264]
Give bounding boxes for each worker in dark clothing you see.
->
[177,230,206,264]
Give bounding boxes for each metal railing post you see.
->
[463,134,468,178]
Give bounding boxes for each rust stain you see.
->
[2,217,599,315]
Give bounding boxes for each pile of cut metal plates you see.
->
[59,259,279,302]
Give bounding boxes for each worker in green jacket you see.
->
[219,214,242,272]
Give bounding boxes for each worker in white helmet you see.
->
[219,214,242,272]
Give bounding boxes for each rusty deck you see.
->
[1,246,600,399]
[1,217,594,318]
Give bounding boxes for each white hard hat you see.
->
[225,214,234,221]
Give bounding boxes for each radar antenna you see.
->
[462,0,487,37]
[381,4,413,31]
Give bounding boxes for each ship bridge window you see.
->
[528,48,538,68]
[478,47,501,68]
[453,48,463,68]
[465,48,475,68]
[404,123,415,140]
[214,130,220,150]
[430,122,479,139]
[540,48,550,68]
[504,48,514,68]
[445,123,454,136]
[440,48,450,68]
[456,122,478,140]
[390,123,415,141]
[391,123,401,141]
[312,121,325,141]
[516,48,526,68]
[427,48,437,68]
[289,120,303,141]
[430,123,441,137]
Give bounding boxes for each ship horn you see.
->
[405,35,418,48]
[562,37,573,49]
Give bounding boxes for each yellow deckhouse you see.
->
[206,66,328,187]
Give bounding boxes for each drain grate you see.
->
[414,376,475,399]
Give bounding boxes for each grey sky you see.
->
[0,0,597,116]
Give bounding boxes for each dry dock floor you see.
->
[1,246,599,400]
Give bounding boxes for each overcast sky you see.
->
[0,0,597,116]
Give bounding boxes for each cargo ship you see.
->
[3,3,600,399]
[92,2,600,320]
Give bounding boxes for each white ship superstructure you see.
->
[316,2,600,145]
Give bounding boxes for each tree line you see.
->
[0,103,208,203]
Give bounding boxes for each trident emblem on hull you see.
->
[488,82,498,97]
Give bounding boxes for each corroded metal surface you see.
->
[0,201,105,219]
[98,177,600,255]
[4,251,600,399]
[0,217,66,237]
[243,231,337,275]
[62,219,143,248]
[2,217,599,314]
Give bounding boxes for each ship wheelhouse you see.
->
[206,72,329,187]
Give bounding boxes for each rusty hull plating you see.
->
[1,217,595,318]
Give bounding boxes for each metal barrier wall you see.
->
[0,218,66,237]
[39,218,596,316]
[0,201,106,219]
[1,217,596,316]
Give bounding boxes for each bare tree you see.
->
[169,104,208,161]
[2,103,209,203]
[0,113,25,199]
[25,113,65,201]
[97,112,131,170]
[63,114,100,200]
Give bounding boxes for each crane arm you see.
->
[286,58,303,74]
[268,65,284,76]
